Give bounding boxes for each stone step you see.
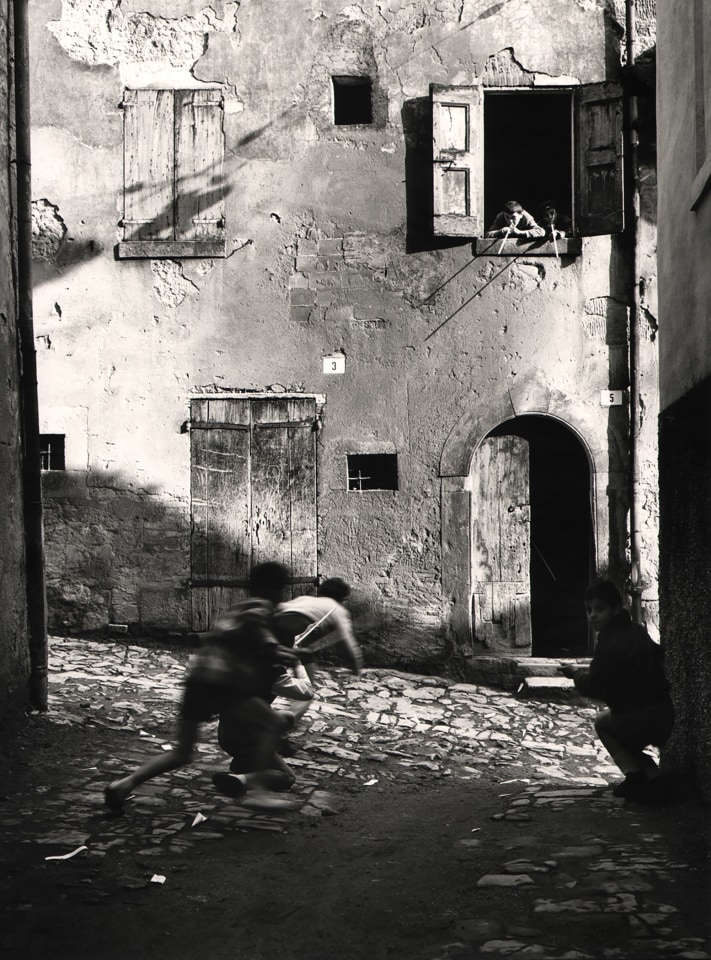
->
[514,657,591,679]
[516,675,590,702]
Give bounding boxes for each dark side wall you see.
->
[657,0,711,800]
[659,379,711,796]
[0,0,31,725]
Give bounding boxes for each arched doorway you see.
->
[484,415,593,656]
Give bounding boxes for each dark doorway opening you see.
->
[488,416,593,656]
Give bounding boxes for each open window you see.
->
[118,89,226,259]
[39,434,65,471]
[347,453,399,491]
[431,81,623,242]
[333,76,373,125]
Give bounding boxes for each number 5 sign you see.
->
[600,389,624,406]
[322,354,346,374]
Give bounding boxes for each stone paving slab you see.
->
[1,637,709,960]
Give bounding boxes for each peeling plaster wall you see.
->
[30,0,659,667]
[0,0,31,720]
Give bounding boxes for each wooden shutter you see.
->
[471,436,532,653]
[190,397,251,630]
[284,398,318,592]
[251,397,317,595]
[123,89,175,241]
[431,83,484,237]
[190,397,318,628]
[576,81,624,235]
[175,89,225,241]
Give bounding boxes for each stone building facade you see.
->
[30,0,658,675]
[657,0,711,799]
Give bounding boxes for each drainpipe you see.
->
[625,0,643,623]
[14,0,48,709]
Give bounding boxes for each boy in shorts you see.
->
[104,562,299,813]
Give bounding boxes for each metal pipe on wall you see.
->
[14,0,48,709]
[625,0,644,623]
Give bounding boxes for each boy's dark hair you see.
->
[249,562,290,597]
[583,578,623,608]
[317,577,350,602]
[503,200,523,214]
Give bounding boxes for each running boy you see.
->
[104,562,299,813]
[271,577,363,728]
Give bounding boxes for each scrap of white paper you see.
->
[191,812,208,827]
[364,779,378,786]
[150,875,166,884]
[45,844,88,861]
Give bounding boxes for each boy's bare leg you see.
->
[594,709,658,779]
[287,661,317,724]
[104,716,200,812]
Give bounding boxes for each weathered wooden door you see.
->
[190,396,317,630]
[471,436,532,653]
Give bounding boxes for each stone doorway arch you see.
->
[440,378,606,658]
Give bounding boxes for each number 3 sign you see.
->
[322,354,346,374]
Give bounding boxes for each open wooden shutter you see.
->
[123,89,175,241]
[471,436,531,653]
[431,83,484,237]
[576,81,624,235]
[175,90,225,241]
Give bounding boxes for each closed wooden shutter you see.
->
[190,398,251,629]
[471,436,532,653]
[123,89,174,241]
[190,397,318,629]
[431,83,484,237]
[175,89,225,241]
[576,81,624,235]
[122,88,224,245]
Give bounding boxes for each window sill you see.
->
[117,240,227,260]
[473,237,582,257]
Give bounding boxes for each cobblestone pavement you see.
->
[2,637,710,960]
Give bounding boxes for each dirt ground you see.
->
[1,640,709,960]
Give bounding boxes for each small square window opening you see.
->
[333,76,373,125]
[40,434,66,471]
[347,453,398,491]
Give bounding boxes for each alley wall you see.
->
[0,0,31,723]
[29,0,659,671]
[656,0,711,799]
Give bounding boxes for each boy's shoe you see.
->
[629,775,678,805]
[212,772,248,798]
[277,737,301,758]
[612,773,645,798]
[241,790,301,812]
[259,768,296,792]
[104,782,133,814]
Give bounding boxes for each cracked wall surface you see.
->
[30,0,659,662]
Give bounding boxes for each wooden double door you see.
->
[190,396,317,630]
